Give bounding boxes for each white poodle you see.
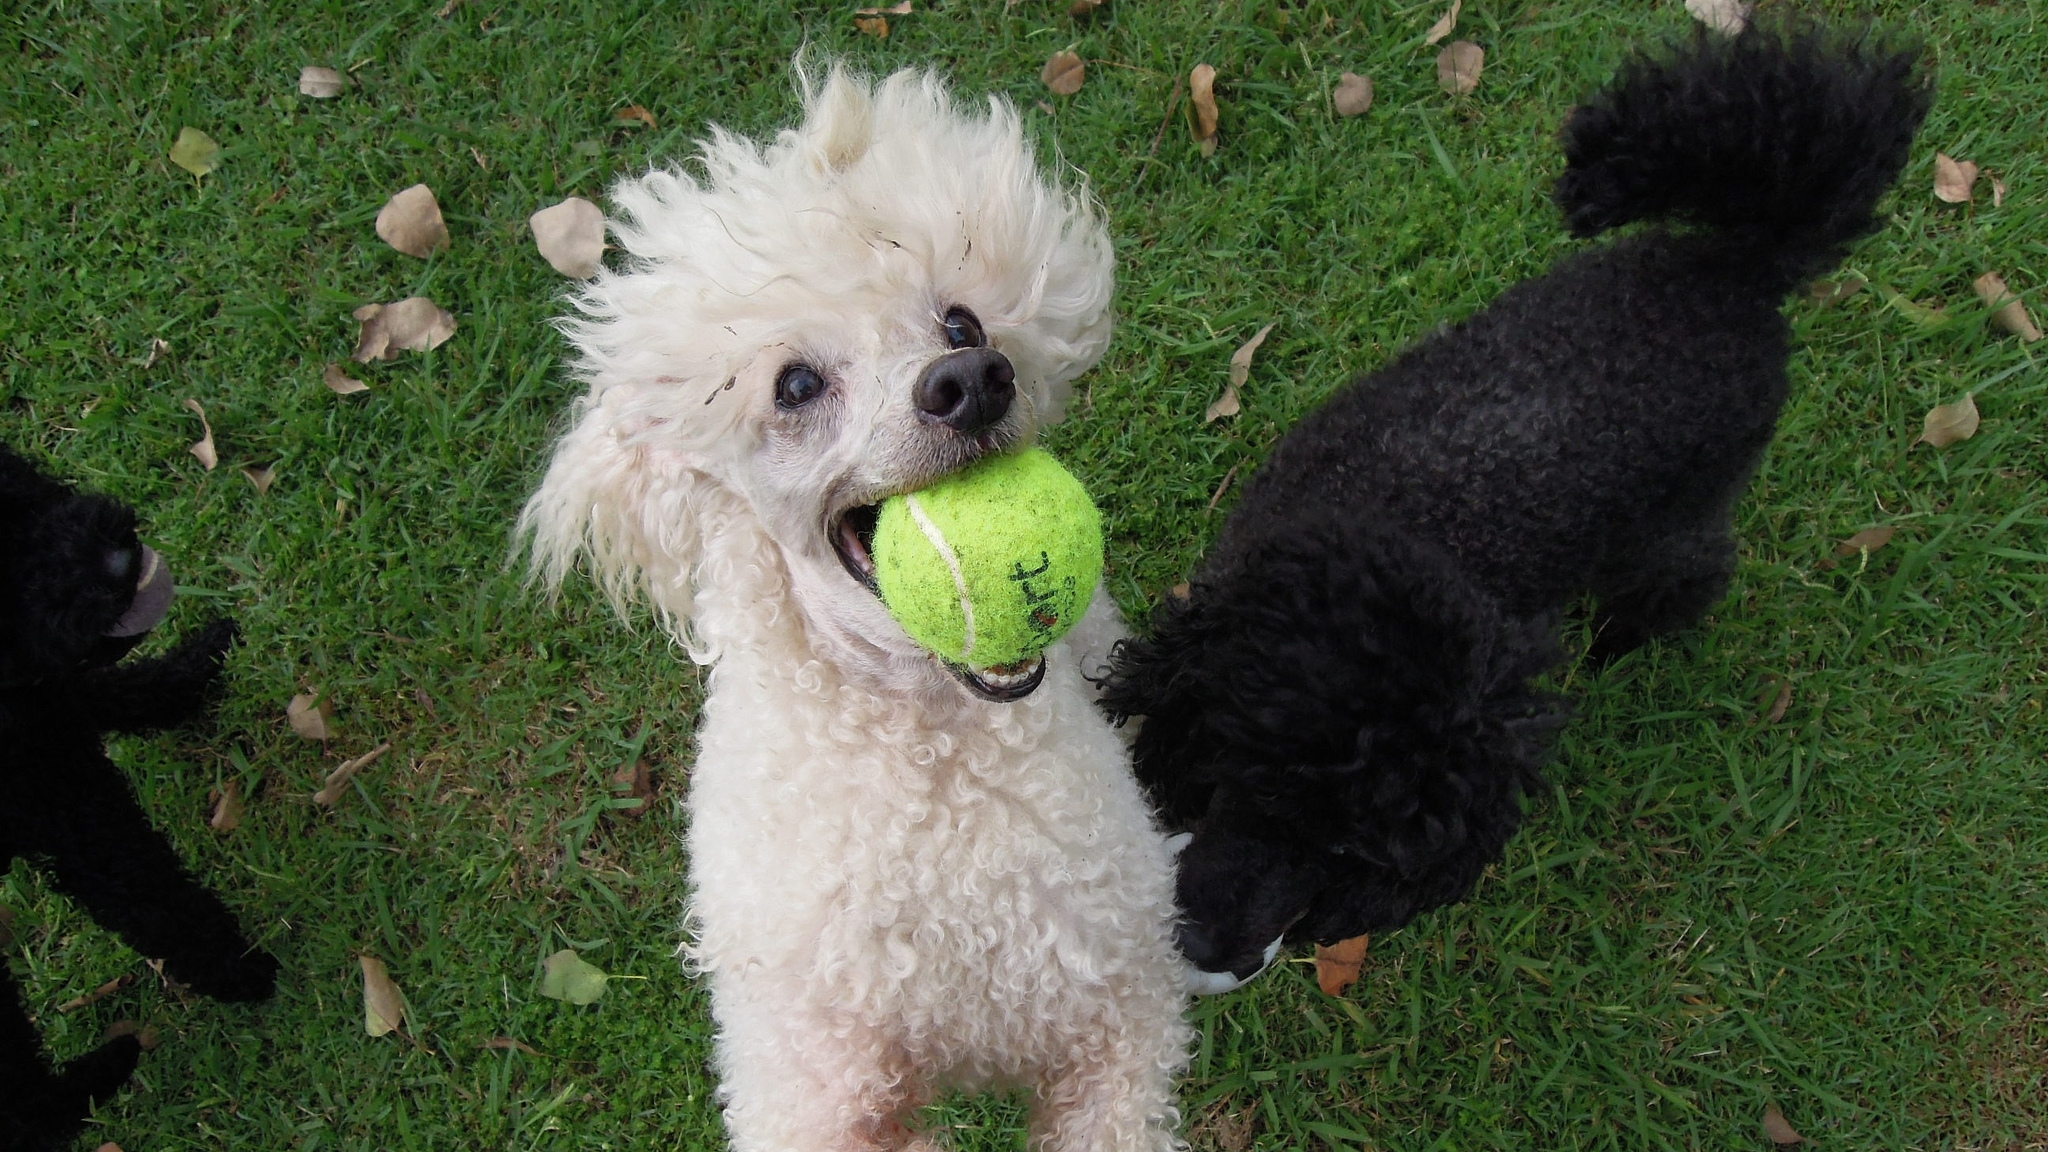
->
[520,63,1191,1152]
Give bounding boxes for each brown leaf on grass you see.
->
[1763,1103,1804,1145]
[209,779,245,831]
[1809,277,1865,308]
[169,127,220,177]
[351,297,457,362]
[1436,41,1483,95]
[1314,934,1369,996]
[375,184,450,258]
[242,464,275,494]
[1043,51,1085,96]
[1915,393,1980,448]
[856,0,912,11]
[1334,72,1374,117]
[287,692,334,740]
[324,362,370,394]
[182,398,218,470]
[1423,0,1460,45]
[1069,0,1106,16]
[58,975,133,1013]
[1934,153,1978,204]
[1190,64,1219,156]
[530,197,607,279]
[1206,322,1275,423]
[611,758,655,819]
[613,105,656,129]
[1972,271,2042,342]
[94,1144,125,1152]
[98,1020,158,1050]
[299,66,351,98]
[314,742,392,807]
[1834,526,1896,558]
[1684,0,1751,35]
[853,14,889,36]
[1990,176,2006,208]
[482,1036,543,1055]
[360,955,405,1037]
[142,337,172,369]
[1169,582,1191,601]
[1755,674,1792,725]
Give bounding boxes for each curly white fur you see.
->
[520,62,1190,1152]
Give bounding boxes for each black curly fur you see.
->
[1,444,277,1152]
[1103,25,1932,980]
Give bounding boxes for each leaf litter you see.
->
[540,948,614,1005]
[314,743,392,807]
[1934,153,1978,204]
[1916,393,1980,448]
[531,197,607,278]
[1685,0,1752,35]
[1314,935,1369,996]
[1437,42,1483,95]
[169,127,220,177]
[1972,272,2041,342]
[182,399,217,470]
[360,955,405,1037]
[324,363,370,394]
[1206,322,1275,423]
[1190,64,1219,155]
[298,66,350,98]
[375,184,450,258]
[1423,0,1460,45]
[352,298,457,362]
[1334,73,1374,117]
[1042,51,1085,96]
[287,692,334,740]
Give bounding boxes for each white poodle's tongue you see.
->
[104,545,174,637]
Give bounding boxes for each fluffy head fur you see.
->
[520,64,1188,1152]
[1104,24,1931,983]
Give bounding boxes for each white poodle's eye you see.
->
[941,306,986,350]
[775,363,828,410]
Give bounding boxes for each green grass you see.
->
[2,1,2042,1148]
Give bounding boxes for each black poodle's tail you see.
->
[1554,24,1932,286]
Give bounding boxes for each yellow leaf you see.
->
[360,955,405,1037]
[169,127,220,177]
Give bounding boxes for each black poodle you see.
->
[1102,27,1933,990]
[1,444,277,1150]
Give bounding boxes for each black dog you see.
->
[1103,27,1932,988]
[1,444,277,1150]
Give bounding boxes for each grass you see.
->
[2,0,2043,1148]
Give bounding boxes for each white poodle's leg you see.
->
[714,995,932,1152]
[1028,1037,1184,1152]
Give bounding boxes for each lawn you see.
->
[2,1,2042,1149]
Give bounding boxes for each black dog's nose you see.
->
[914,347,1015,434]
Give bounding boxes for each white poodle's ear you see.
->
[518,393,715,629]
[795,63,877,174]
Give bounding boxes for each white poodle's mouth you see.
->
[830,502,1047,703]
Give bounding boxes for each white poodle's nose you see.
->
[914,347,1014,434]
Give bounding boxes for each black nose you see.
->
[914,347,1015,434]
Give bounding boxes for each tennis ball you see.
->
[873,448,1104,669]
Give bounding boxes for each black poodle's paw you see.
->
[167,945,277,1003]
[55,1031,142,1106]
[163,617,240,681]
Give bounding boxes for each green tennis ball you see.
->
[873,448,1104,669]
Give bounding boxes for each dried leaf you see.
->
[1755,674,1792,725]
[1835,525,1896,558]
[1880,288,1946,328]
[142,337,172,369]
[613,105,656,129]
[1206,322,1275,423]
[242,464,275,494]
[314,743,392,807]
[1808,277,1865,308]
[1043,51,1085,96]
[351,297,457,362]
[1169,582,1191,601]
[540,948,611,1005]
[360,955,405,1037]
[1069,0,1106,16]
[610,758,654,819]
[1206,462,1241,512]
[1990,176,2006,208]
[169,127,220,177]
[287,692,334,740]
[1437,41,1484,95]
[375,183,450,258]
[855,0,912,11]
[1915,393,1980,448]
[1763,1103,1803,1145]
[854,14,888,36]
[1423,0,1460,45]
[1934,153,1978,204]
[482,1036,542,1055]
[58,975,133,1013]
[182,398,217,470]
[1333,72,1374,117]
[1313,935,1368,996]
[299,66,351,98]
[97,1020,158,1050]
[530,197,607,279]
[209,778,245,831]
[1684,0,1751,35]
[324,362,370,394]
[1190,64,1219,156]
[1972,272,2042,342]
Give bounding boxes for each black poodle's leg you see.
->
[1,963,141,1150]
[1588,528,1737,662]
[64,618,238,735]
[19,738,277,1004]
